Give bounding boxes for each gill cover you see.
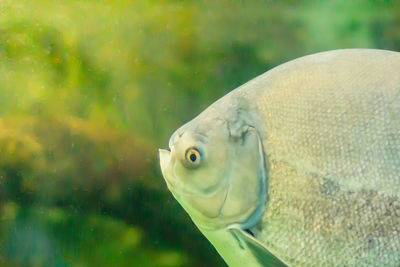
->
[159,112,267,230]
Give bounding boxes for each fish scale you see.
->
[245,50,400,266]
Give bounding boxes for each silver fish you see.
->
[159,49,400,267]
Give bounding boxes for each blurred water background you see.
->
[0,1,399,266]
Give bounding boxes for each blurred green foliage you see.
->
[0,0,399,266]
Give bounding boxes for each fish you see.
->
[159,49,400,267]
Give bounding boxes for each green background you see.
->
[0,1,399,266]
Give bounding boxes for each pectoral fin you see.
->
[229,226,288,267]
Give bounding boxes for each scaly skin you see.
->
[243,49,400,266]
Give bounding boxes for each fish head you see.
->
[159,109,266,230]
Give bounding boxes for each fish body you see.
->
[159,49,400,266]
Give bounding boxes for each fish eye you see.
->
[185,147,201,166]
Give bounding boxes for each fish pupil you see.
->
[190,153,197,162]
